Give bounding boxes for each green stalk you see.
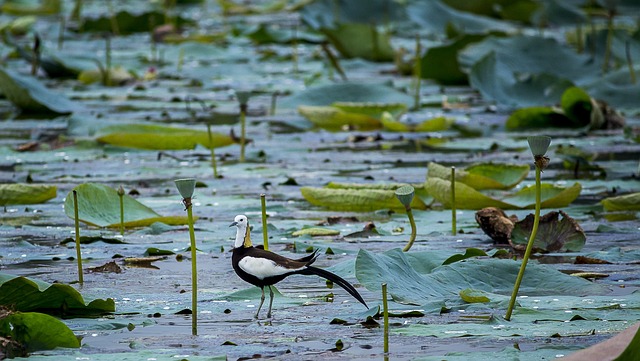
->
[451,166,456,235]
[261,194,269,251]
[401,208,417,252]
[270,92,278,116]
[382,283,389,355]
[186,202,198,336]
[104,35,111,86]
[118,186,124,236]
[292,23,298,75]
[603,11,613,73]
[626,41,637,84]
[58,16,65,50]
[240,103,247,162]
[72,190,83,284]
[207,124,219,178]
[320,43,347,81]
[505,165,542,321]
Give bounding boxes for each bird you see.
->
[229,214,368,318]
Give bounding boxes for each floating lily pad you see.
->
[406,1,515,35]
[78,10,194,34]
[63,183,191,228]
[332,102,407,119]
[380,113,454,132]
[96,124,236,150]
[298,105,382,131]
[0,183,57,207]
[1,0,61,15]
[0,68,77,114]
[281,82,413,109]
[301,186,428,212]
[292,227,340,237]
[510,210,586,253]
[0,274,115,316]
[601,192,640,211]
[0,312,80,352]
[321,22,394,62]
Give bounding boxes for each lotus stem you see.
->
[402,208,417,252]
[270,91,278,116]
[320,42,347,81]
[413,33,422,111]
[260,194,269,251]
[104,34,111,86]
[626,41,636,84]
[505,164,542,321]
[602,10,613,73]
[451,166,456,235]
[575,24,583,54]
[175,178,198,335]
[71,0,82,21]
[178,47,184,72]
[72,190,83,284]
[31,34,40,76]
[292,22,299,75]
[118,185,125,236]
[58,16,64,50]
[207,124,219,178]
[382,283,389,355]
[240,103,247,162]
[107,0,119,35]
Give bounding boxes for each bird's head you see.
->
[230,214,252,248]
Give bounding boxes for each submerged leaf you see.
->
[510,210,586,253]
[301,186,427,212]
[96,124,235,150]
[63,183,191,228]
[0,184,57,207]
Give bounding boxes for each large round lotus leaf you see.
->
[298,105,382,131]
[301,186,427,212]
[421,34,487,85]
[0,312,80,351]
[0,68,77,114]
[560,86,593,125]
[96,124,235,150]
[502,182,582,209]
[281,82,413,109]
[0,184,57,207]
[322,22,394,62]
[406,1,514,35]
[63,183,190,228]
[425,177,514,209]
[510,210,586,253]
[505,106,575,129]
[601,192,640,211]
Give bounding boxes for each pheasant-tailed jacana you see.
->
[229,214,368,318]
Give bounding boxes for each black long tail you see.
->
[300,266,368,308]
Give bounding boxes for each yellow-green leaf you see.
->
[0,184,57,207]
[414,116,454,132]
[96,124,235,150]
[459,288,491,303]
[601,192,640,211]
[503,183,582,209]
[301,186,427,212]
[332,102,407,119]
[426,177,514,209]
[380,111,410,131]
[428,162,528,190]
[292,227,340,237]
[298,105,381,131]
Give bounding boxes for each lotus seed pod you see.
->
[235,90,252,106]
[527,136,551,157]
[395,185,415,209]
[175,178,196,199]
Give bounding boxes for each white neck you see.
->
[234,224,250,248]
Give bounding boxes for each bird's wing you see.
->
[238,248,309,280]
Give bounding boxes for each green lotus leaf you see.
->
[298,105,381,131]
[0,273,115,315]
[78,10,194,34]
[78,66,136,86]
[414,116,455,132]
[510,210,586,253]
[96,124,236,150]
[0,68,77,114]
[355,249,607,306]
[506,106,574,129]
[301,186,427,212]
[380,111,410,131]
[428,162,528,191]
[332,102,407,119]
[0,312,80,352]
[322,22,394,62]
[426,177,514,209]
[442,248,488,265]
[292,227,340,237]
[1,0,61,16]
[420,34,488,85]
[601,192,640,211]
[502,182,582,209]
[406,1,515,35]
[0,183,57,207]
[560,86,593,125]
[459,288,491,303]
[63,183,191,228]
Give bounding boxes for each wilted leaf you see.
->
[510,210,586,253]
[63,183,191,228]
[0,274,115,315]
[0,312,80,351]
[0,68,77,114]
[96,124,235,150]
[301,186,427,212]
[601,192,640,211]
[0,184,57,207]
[475,207,517,244]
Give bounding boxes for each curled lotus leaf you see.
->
[96,124,236,150]
[601,192,640,211]
[428,162,528,190]
[301,186,427,212]
[292,227,340,237]
[0,184,57,207]
[510,210,586,253]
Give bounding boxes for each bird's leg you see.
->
[255,286,265,319]
[266,285,274,318]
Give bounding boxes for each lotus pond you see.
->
[1,0,640,360]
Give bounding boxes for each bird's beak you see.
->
[229,221,238,227]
